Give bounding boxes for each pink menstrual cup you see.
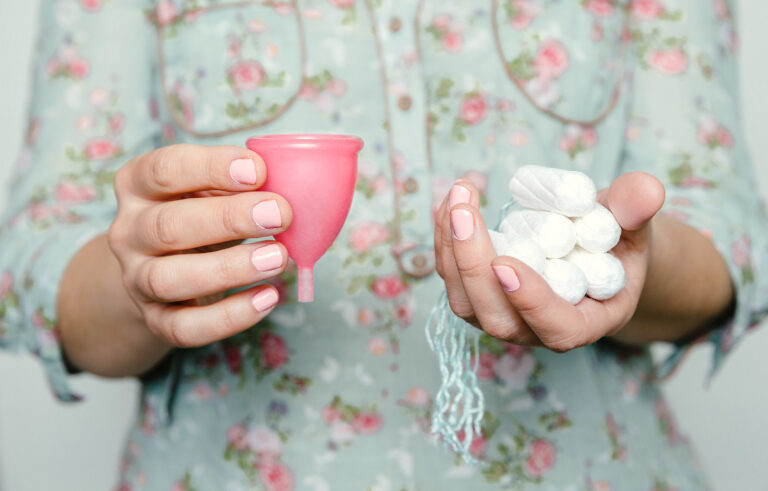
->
[246,134,363,302]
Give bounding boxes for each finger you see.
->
[137,192,293,253]
[137,241,288,302]
[450,202,540,345]
[605,172,665,231]
[490,256,592,351]
[130,144,267,199]
[146,284,280,348]
[436,180,477,322]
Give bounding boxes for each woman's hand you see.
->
[434,172,666,352]
[59,144,292,376]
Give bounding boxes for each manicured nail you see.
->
[252,200,282,229]
[252,288,279,312]
[492,265,520,292]
[448,182,471,209]
[229,158,257,185]
[450,209,474,240]
[251,244,283,272]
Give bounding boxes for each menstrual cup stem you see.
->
[298,267,314,302]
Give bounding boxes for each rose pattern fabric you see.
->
[1,0,766,490]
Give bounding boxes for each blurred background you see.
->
[1,2,766,490]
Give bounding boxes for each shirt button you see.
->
[389,16,402,32]
[397,95,413,111]
[403,177,419,193]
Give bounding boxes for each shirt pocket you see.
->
[490,0,630,125]
[155,0,306,138]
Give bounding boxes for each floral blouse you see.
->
[1,0,766,489]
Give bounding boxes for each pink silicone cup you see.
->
[246,134,363,302]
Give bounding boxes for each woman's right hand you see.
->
[107,144,292,349]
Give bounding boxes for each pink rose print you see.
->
[406,387,430,407]
[68,56,90,79]
[0,272,12,299]
[84,138,121,160]
[508,0,541,30]
[55,180,96,204]
[258,461,294,491]
[357,308,375,326]
[227,423,249,451]
[329,0,354,8]
[193,382,212,400]
[348,222,390,252]
[532,39,569,81]
[225,345,243,373]
[109,114,125,133]
[395,303,413,326]
[646,47,688,75]
[351,412,383,434]
[322,406,343,424]
[560,125,598,159]
[260,331,288,369]
[654,398,680,445]
[367,336,388,356]
[460,93,488,125]
[171,482,186,491]
[732,235,751,268]
[584,0,615,18]
[493,350,536,389]
[370,274,408,299]
[525,438,556,477]
[156,1,179,27]
[323,396,383,446]
[229,60,265,91]
[714,0,730,20]
[605,413,627,460]
[474,352,496,380]
[631,0,665,20]
[696,116,734,149]
[247,425,283,456]
[456,428,488,458]
[428,14,464,53]
[80,0,102,12]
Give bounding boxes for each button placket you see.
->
[365,0,436,278]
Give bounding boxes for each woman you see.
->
[1,0,764,489]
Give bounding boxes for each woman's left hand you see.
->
[434,172,665,352]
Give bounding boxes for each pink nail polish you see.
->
[229,158,257,185]
[251,244,283,272]
[448,183,471,209]
[252,288,279,312]
[450,209,474,240]
[493,265,520,292]
[252,200,282,229]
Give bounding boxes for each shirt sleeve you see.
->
[619,0,768,381]
[0,0,160,401]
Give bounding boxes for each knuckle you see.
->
[220,198,247,238]
[216,252,240,283]
[480,313,516,339]
[454,260,485,280]
[143,261,173,301]
[544,334,582,354]
[219,305,239,334]
[149,149,175,190]
[448,298,474,320]
[151,207,179,248]
[166,315,195,348]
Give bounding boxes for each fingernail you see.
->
[448,182,471,209]
[450,209,474,240]
[492,265,520,292]
[252,200,282,229]
[251,244,283,272]
[252,288,279,312]
[229,158,257,185]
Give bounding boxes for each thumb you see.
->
[603,172,665,231]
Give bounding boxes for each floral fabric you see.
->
[1,0,766,489]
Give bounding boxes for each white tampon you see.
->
[542,259,588,305]
[509,165,597,217]
[565,247,626,300]
[499,210,576,259]
[492,234,546,274]
[572,203,621,253]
